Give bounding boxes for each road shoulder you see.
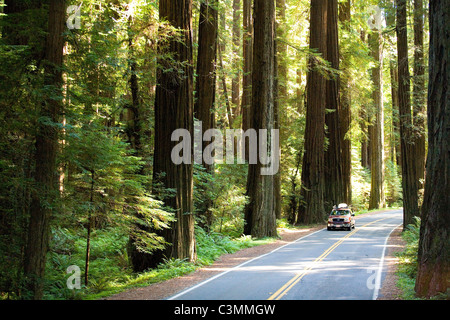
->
[377,225,406,300]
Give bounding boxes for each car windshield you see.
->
[330,210,350,216]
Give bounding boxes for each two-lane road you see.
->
[168,210,403,300]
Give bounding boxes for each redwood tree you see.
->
[297,0,327,224]
[324,0,344,210]
[415,0,449,298]
[130,0,196,271]
[413,0,426,189]
[338,0,352,204]
[23,0,65,299]
[368,29,385,209]
[194,0,218,229]
[241,0,253,154]
[243,0,277,238]
[396,0,419,228]
[153,0,196,264]
[231,0,240,122]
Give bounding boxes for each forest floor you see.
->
[106,210,405,300]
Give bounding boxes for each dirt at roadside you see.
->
[376,225,406,300]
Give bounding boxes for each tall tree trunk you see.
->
[390,60,401,167]
[415,0,449,297]
[244,0,277,238]
[297,0,327,224]
[359,30,371,170]
[23,0,65,299]
[386,2,401,168]
[231,0,241,124]
[131,0,196,271]
[218,44,233,128]
[241,0,253,159]
[274,0,286,220]
[338,0,352,204]
[396,0,419,228]
[194,0,218,230]
[154,0,196,264]
[276,0,287,102]
[127,18,143,157]
[413,0,426,190]
[368,30,385,209]
[324,0,344,210]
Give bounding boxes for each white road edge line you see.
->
[167,228,326,300]
[372,222,403,300]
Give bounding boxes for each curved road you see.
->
[168,210,403,300]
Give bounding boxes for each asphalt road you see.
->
[168,210,403,300]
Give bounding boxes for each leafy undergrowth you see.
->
[45,226,277,300]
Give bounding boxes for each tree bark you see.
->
[276,0,287,102]
[218,44,233,127]
[244,0,277,238]
[241,0,253,160]
[23,0,65,299]
[194,0,218,230]
[396,0,419,228]
[368,30,385,209]
[338,0,352,204]
[131,0,196,271]
[324,0,344,210]
[126,17,143,157]
[274,0,286,220]
[297,0,327,224]
[154,0,196,264]
[415,0,450,298]
[231,0,241,123]
[359,30,370,170]
[413,0,426,189]
[390,60,401,167]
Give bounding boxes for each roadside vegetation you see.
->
[396,218,448,300]
[45,222,283,300]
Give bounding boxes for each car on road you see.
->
[327,203,355,231]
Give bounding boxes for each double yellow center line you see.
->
[268,217,387,300]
